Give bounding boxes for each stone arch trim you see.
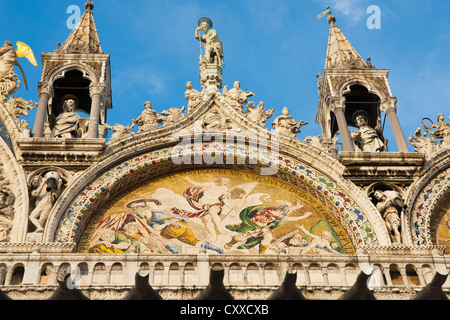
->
[46,63,99,84]
[45,142,390,248]
[406,164,450,246]
[0,136,29,242]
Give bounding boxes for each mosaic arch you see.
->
[409,166,450,247]
[52,144,387,252]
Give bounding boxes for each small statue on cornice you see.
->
[185,81,203,113]
[195,17,224,66]
[0,41,37,102]
[223,81,255,113]
[244,101,274,127]
[135,101,165,132]
[161,106,186,126]
[271,107,308,139]
[351,110,386,152]
[422,114,450,147]
[104,120,136,143]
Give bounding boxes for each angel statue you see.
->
[195,17,224,66]
[0,41,38,92]
[421,114,450,147]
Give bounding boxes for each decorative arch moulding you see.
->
[49,143,390,254]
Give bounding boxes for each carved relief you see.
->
[271,107,308,139]
[0,168,15,242]
[244,102,274,127]
[409,114,450,156]
[161,106,186,127]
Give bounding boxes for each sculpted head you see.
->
[144,101,152,109]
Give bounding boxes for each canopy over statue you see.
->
[195,17,224,66]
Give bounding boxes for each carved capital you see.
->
[329,96,346,113]
[37,82,54,97]
[380,97,397,114]
[89,83,106,97]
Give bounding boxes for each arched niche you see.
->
[44,142,391,251]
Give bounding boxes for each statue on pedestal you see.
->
[195,17,224,66]
[52,99,81,138]
[135,101,165,132]
[351,111,386,152]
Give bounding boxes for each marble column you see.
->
[382,98,409,152]
[32,82,53,138]
[331,98,355,152]
[87,83,105,139]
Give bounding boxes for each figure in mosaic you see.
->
[195,17,224,66]
[171,176,231,242]
[224,201,311,254]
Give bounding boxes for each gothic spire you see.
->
[325,14,367,69]
[58,1,102,54]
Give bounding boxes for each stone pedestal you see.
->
[199,64,223,95]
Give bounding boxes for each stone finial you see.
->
[327,14,336,25]
[85,0,94,11]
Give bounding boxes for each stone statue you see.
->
[52,99,81,138]
[161,106,186,126]
[373,190,404,244]
[421,114,450,147]
[185,81,203,113]
[202,108,232,130]
[223,81,255,112]
[135,101,165,132]
[29,171,63,233]
[271,107,308,139]
[409,127,440,156]
[104,121,135,143]
[244,101,274,127]
[351,111,386,152]
[0,41,37,100]
[195,17,224,66]
[0,186,14,243]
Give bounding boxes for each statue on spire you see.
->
[195,17,224,66]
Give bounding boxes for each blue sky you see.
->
[1,0,450,152]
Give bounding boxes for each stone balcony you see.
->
[0,245,449,300]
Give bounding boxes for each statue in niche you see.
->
[161,106,186,126]
[52,99,81,138]
[244,101,274,127]
[195,17,224,66]
[223,81,255,112]
[0,185,15,243]
[373,189,404,244]
[271,107,308,139]
[185,81,203,113]
[29,171,63,233]
[351,110,386,152]
[135,101,165,133]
